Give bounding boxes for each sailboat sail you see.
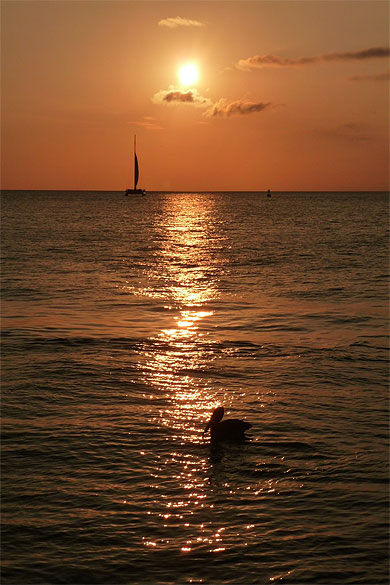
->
[125,134,145,195]
[134,152,139,190]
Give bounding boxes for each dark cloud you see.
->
[350,70,390,82]
[165,91,197,103]
[237,46,390,70]
[207,99,272,117]
[323,47,390,61]
[152,87,212,107]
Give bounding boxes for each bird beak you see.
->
[203,421,211,434]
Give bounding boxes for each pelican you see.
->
[203,406,252,442]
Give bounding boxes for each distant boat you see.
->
[267,189,272,198]
[125,135,146,196]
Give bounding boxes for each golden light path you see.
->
[136,195,238,555]
[139,195,224,441]
[123,195,276,559]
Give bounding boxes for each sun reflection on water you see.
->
[137,195,228,442]
[130,195,261,558]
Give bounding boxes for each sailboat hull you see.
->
[125,188,146,196]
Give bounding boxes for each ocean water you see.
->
[1,190,388,585]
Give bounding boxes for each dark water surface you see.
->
[1,191,389,584]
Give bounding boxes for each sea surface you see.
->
[1,190,389,585]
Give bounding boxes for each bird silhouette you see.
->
[203,406,252,442]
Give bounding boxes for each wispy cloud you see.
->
[350,70,390,82]
[207,99,272,118]
[322,47,390,61]
[237,55,316,70]
[152,87,212,107]
[132,116,165,131]
[317,123,373,142]
[158,16,205,28]
[237,46,390,70]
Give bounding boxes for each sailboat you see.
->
[125,135,146,196]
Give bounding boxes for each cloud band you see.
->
[237,46,390,70]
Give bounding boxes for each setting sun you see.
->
[178,63,199,87]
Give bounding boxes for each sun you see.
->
[178,63,199,87]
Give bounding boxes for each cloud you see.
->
[237,46,390,70]
[152,87,273,119]
[158,16,205,28]
[132,117,165,131]
[322,47,390,61]
[350,70,390,82]
[152,87,212,107]
[206,99,272,118]
[237,55,317,70]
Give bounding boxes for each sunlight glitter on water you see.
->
[136,195,230,455]
[136,210,247,561]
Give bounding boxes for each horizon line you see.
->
[1,188,389,194]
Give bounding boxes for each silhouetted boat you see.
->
[267,189,272,198]
[203,406,252,442]
[125,135,146,196]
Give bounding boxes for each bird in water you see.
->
[203,406,252,442]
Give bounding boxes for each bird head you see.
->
[203,406,225,434]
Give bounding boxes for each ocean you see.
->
[1,190,389,585]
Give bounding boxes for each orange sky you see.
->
[1,0,389,191]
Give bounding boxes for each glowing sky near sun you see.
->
[1,0,389,190]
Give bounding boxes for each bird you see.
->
[203,406,252,442]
